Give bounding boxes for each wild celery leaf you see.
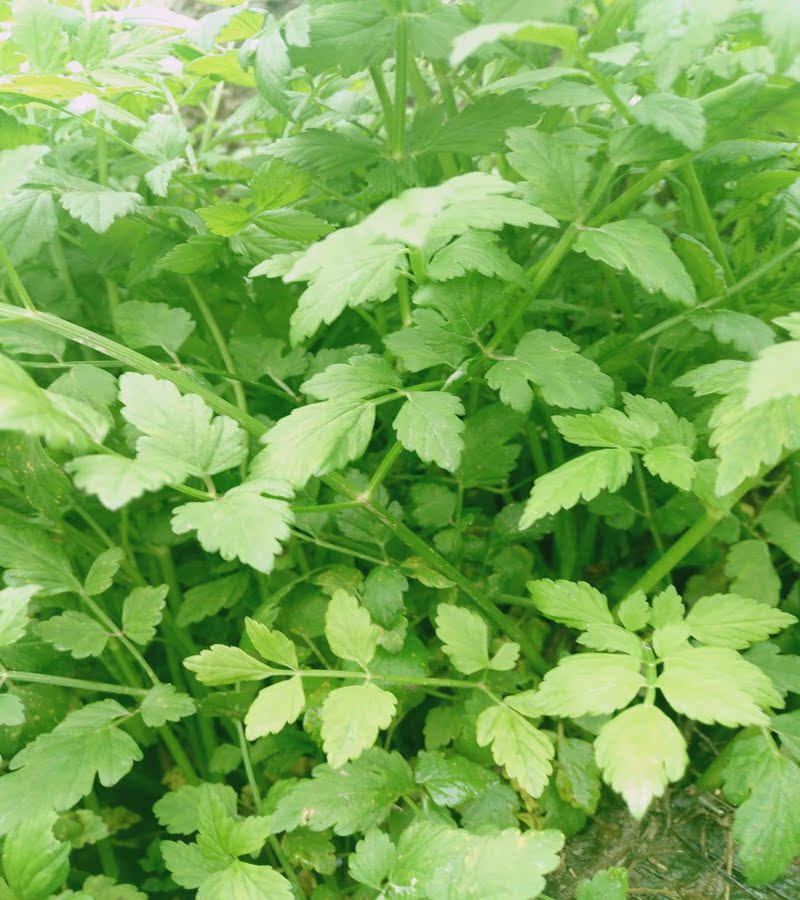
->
[256,399,375,488]
[745,341,800,408]
[452,20,578,65]
[0,523,79,595]
[122,585,167,646]
[0,146,49,195]
[506,128,591,220]
[758,509,800,564]
[415,750,498,808]
[252,160,311,210]
[0,190,58,264]
[119,374,246,480]
[245,618,298,669]
[171,484,294,574]
[0,701,142,835]
[301,354,401,402]
[113,301,194,354]
[1,810,69,900]
[576,867,629,900]
[617,592,650,632]
[0,694,24,727]
[244,677,304,740]
[642,444,696,489]
[595,704,687,819]
[60,190,142,233]
[476,704,553,798]
[362,566,408,629]
[690,309,774,357]
[725,541,780,607]
[83,547,123,597]
[553,406,660,450]
[556,737,601,815]
[435,604,489,675]
[632,92,706,150]
[254,19,292,119]
[487,329,614,413]
[532,653,645,717]
[393,392,465,472]
[325,590,379,668]
[198,203,252,237]
[67,454,175,510]
[658,646,783,726]
[574,220,697,306]
[154,783,238,836]
[184,645,274,686]
[270,748,414,835]
[685,593,796,649]
[520,448,634,528]
[349,828,395,890]
[578,623,643,657]
[265,128,381,178]
[140,685,196,728]
[320,684,397,768]
[37,611,108,659]
[529,579,613,629]
[0,585,38,647]
[427,230,523,283]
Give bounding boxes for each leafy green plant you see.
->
[1,0,800,895]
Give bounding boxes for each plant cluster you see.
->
[1,0,800,896]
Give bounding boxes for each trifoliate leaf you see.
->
[244,677,304,740]
[488,330,613,414]
[60,190,142,233]
[119,374,246,481]
[256,399,375,488]
[435,604,489,675]
[301,354,401,402]
[393,392,465,472]
[320,684,397,768]
[67,454,174,511]
[171,484,293,574]
[113,301,194,355]
[685,593,796,649]
[270,748,414,835]
[184,645,274,685]
[324,590,378,668]
[574,220,696,306]
[658,646,782,726]
[520,449,634,528]
[245,618,298,669]
[140,685,196,728]
[595,704,687,819]
[532,653,646,717]
[476,704,553,798]
[84,547,124,597]
[642,443,695,490]
[632,92,706,150]
[529,579,613,629]
[122,585,167,646]
[349,828,395,890]
[0,701,142,835]
[37,611,108,659]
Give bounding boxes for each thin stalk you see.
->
[367,442,405,499]
[159,725,201,785]
[96,128,108,185]
[397,272,412,326]
[1,670,148,696]
[292,501,362,515]
[0,239,36,312]
[369,65,395,146]
[590,156,691,226]
[200,81,225,155]
[682,161,735,285]
[633,456,665,555]
[392,13,409,158]
[431,59,459,118]
[49,235,77,301]
[291,530,386,567]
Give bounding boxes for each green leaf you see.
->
[0,190,58,264]
[122,585,167,646]
[0,145,48,195]
[2,810,69,900]
[324,590,378,668]
[320,683,397,768]
[506,128,591,220]
[256,400,375,488]
[349,828,395,890]
[0,694,25,727]
[532,653,646,717]
[556,737,601,815]
[0,523,79,595]
[154,783,238,835]
[642,444,695,490]
[435,604,489,675]
[595,704,687,819]
[113,301,194,355]
[254,19,292,119]
[244,677,304,740]
[453,20,578,65]
[67,454,174,510]
[197,202,252,237]
[745,643,800,697]
[393,392,465,472]
[487,329,614,413]
[746,341,800,408]
[415,750,499,808]
[245,618,298,669]
[578,623,643,657]
[270,748,414,835]
[84,547,124,597]
[658,646,783,726]
[632,92,706,151]
[0,585,38,647]
[37,611,108,659]
[685,593,796,649]
[574,220,696,306]
[617,592,650,632]
[476,704,553,798]
[120,374,246,480]
[759,509,800,564]
[301,354,401,402]
[575,867,629,899]
[60,189,142,233]
[171,483,294,574]
[520,448,634,528]
[11,0,67,71]
[0,700,142,835]
[140,684,196,728]
[184,645,274,686]
[427,230,524,283]
[528,579,613,629]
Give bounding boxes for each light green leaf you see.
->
[725,541,780,607]
[574,220,696,306]
[60,189,142,233]
[0,694,25,727]
[171,484,293,574]
[427,230,524,283]
[184,645,274,686]
[84,547,124,597]
[489,641,521,671]
[113,301,194,355]
[685,593,796,649]
[0,585,38,647]
[197,202,251,237]
[301,354,401,402]
[67,453,174,510]
[578,624,643,657]
[617,591,650,632]
[122,585,167,646]
[244,618,298,669]
[320,684,397,768]
[632,92,706,150]
[0,145,48,195]
[37,611,108,659]
[349,828,395,890]
[154,783,238,836]
[2,810,69,900]
[254,18,292,118]
[476,704,553,798]
[642,444,695,490]
[528,579,613,629]
[576,867,629,900]
[325,590,378,668]
[140,684,196,728]
[452,20,578,65]
[650,586,685,628]
[435,604,489,675]
[520,448,634,528]
[0,190,58,264]
[0,523,78,595]
[532,653,645,717]
[393,392,465,472]
[746,341,800,409]
[758,509,800,564]
[658,646,783,726]
[595,704,687,819]
[244,677,304,740]
[487,329,613,413]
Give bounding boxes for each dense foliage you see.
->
[2,0,800,895]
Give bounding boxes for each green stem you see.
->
[633,456,665,555]
[392,13,409,158]
[0,239,36,312]
[432,59,459,118]
[682,161,735,285]
[369,65,395,147]
[159,725,201,785]
[367,442,405,499]
[292,501,362,514]
[1,670,148,696]
[590,156,691,226]
[200,82,225,155]
[96,128,108,185]
[398,271,412,326]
